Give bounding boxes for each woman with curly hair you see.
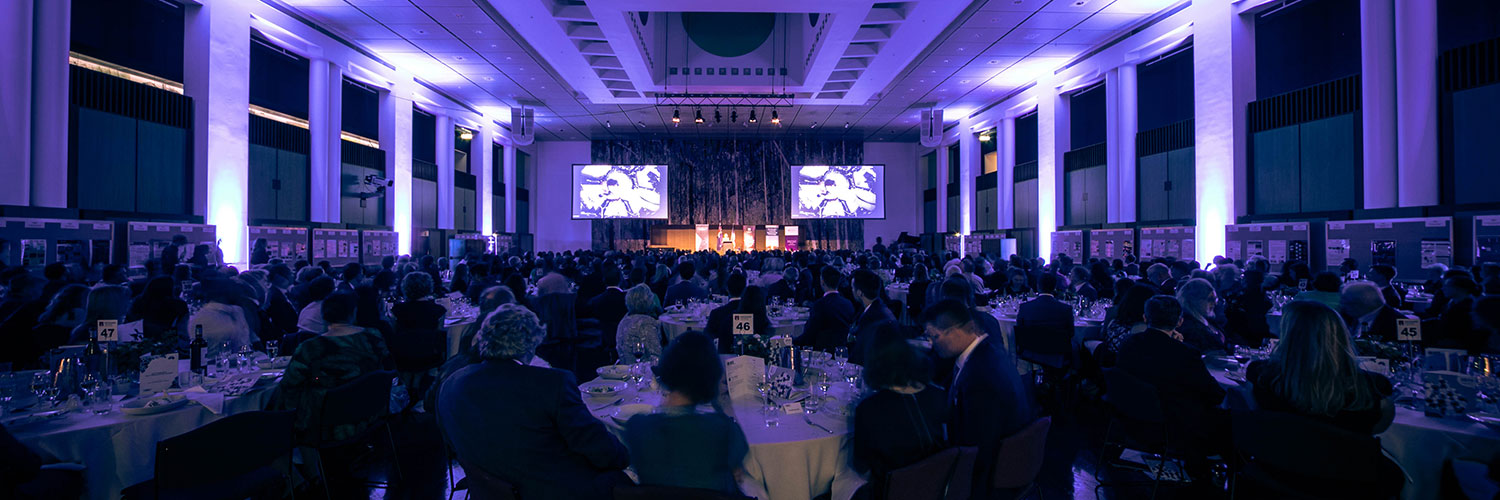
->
[437,304,629,499]
[615,284,665,363]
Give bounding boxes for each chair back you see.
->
[907,282,929,319]
[315,369,396,445]
[1231,410,1404,499]
[1101,368,1165,423]
[153,410,295,491]
[1014,324,1071,369]
[991,416,1052,489]
[458,460,520,500]
[614,485,755,500]
[885,446,980,500]
[387,328,447,371]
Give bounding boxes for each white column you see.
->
[30,0,68,208]
[381,90,413,254]
[436,114,454,230]
[503,141,517,233]
[935,143,949,233]
[1107,66,1138,223]
[308,60,342,223]
[0,0,33,206]
[958,131,976,235]
[1395,0,1438,207]
[475,125,493,234]
[998,117,1016,229]
[1038,82,1064,262]
[184,0,251,264]
[1360,0,1398,209]
[1191,0,1254,261]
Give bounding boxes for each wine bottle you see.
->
[189,325,207,375]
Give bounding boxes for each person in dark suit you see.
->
[262,265,300,338]
[663,262,709,307]
[585,267,628,351]
[1339,282,1403,342]
[1435,275,1482,351]
[159,234,187,276]
[1015,273,1076,344]
[1115,296,1227,454]
[848,269,897,365]
[438,304,629,499]
[704,272,748,353]
[765,265,799,303]
[923,299,1033,496]
[1069,267,1098,301]
[796,266,856,351]
[1368,264,1404,311]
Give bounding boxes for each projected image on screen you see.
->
[573,164,669,219]
[791,165,884,219]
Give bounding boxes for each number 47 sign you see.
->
[733,314,755,335]
[1397,318,1422,342]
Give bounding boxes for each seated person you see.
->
[1250,300,1394,435]
[438,304,629,499]
[1293,272,1344,311]
[391,272,448,332]
[1175,278,1228,354]
[624,333,748,494]
[294,276,336,334]
[851,323,949,499]
[1339,282,1403,342]
[663,262,709,307]
[797,266,855,351]
[704,272,749,351]
[848,269,897,365]
[1114,296,1227,453]
[274,291,394,441]
[616,284,665,362]
[1015,273,1076,357]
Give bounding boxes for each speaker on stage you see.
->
[919,109,943,147]
[511,107,535,146]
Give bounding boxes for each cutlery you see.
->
[803,414,833,433]
[588,398,623,412]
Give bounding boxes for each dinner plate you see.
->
[580,380,627,398]
[1470,413,1500,430]
[257,356,292,370]
[596,364,632,380]
[121,395,189,416]
[612,403,654,423]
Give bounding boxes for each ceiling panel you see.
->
[1017,12,1090,30]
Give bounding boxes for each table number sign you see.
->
[1397,318,1422,341]
[139,353,179,395]
[96,319,118,342]
[733,314,754,335]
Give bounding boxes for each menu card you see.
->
[139,353,179,395]
[724,355,765,402]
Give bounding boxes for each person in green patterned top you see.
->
[273,290,394,442]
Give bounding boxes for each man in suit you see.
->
[924,299,1033,495]
[263,265,300,338]
[662,262,708,307]
[1368,264,1405,311]
[585,267,628,345]
[796,266,855,351]
[1015,273,1076,365]
[1340,281,1403,342]
[1145,263,1173,295]
[704,272,748,353]
[159,234,187,274]
[336,263,363,292]
[848,269,896,365]
[765,264,799,303]
[1115,296,1226,454]
[438,305,629,499]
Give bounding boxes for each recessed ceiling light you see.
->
[415,29,427,34]
[988,59,1000,64]
[960,79,971,84]
[482,76,493,81]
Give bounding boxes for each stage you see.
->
[645,224,802,252]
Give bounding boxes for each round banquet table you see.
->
[585,363,862,500]
[659,312,808,340]
[1205,362,1500,500]
[445,315,479,357]
[987,308,1104,368]
[9,364,280,500]
[884,284,909,304]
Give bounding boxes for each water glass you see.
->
[761,399,781,427]
[264,340,280,359]
[0,374,15,413]
[88,383,113,415]
[803,394,821,415]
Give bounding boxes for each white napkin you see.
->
[182,386,225,414]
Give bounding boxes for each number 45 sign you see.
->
[732,314,755,335]
[1397,318,1422,342]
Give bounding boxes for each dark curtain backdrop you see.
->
[590,138,865,251]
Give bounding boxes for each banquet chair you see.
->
[309,369,402,499]
[122,410,296,500]
[881,446,980,500]
[1229,410,1404,499]
[1095,368,1189,499]
[386,327,447,405]
[456,459,520,500]
[1014,324,1074,412]
[991,416,1052,497]
[614,484,756,500]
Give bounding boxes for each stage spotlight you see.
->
[714,108,722,123]
[748,110,758,123]
[771,110,780,125]
[694,108,704,124]
[730,109,738,123]
[671,108,680,124]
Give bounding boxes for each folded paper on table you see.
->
[139,353,179,395]
[182,386,226,414]
[725,355,765,402]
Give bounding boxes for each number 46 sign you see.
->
[1397,318,1422,342]
[733,314,755,335]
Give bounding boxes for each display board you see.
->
[247,226,309,264]
[360,230,399,265]
[972,233,1014,258]
[1474,215,1500,267]
[1050,230,1086,263]
[0,218,114,270]
[124,221,216,273]
[449,233,490,258]
[573,164,668,219]
[790,165,885,219]
[1089,228,1136,262]
[311,228,360,266]
[1225,221,1320,269]
[1326,217,1452,278]
[1138,226,1195,261]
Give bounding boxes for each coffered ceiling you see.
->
[273,0,1184,141]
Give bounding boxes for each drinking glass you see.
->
[833,347,849,366]
[803,392,821,415]
[264,340,280,359]
[761,396,780,427]
[30,371,51,406]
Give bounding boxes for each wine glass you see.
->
[0,374,14,414]
[833,347,849,369]
[30,371,51,407]
[264,340,280,359]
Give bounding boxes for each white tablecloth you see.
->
[987,310,1104,359]
[587,366,860,500]
[446,317,478,357]
[11,381,278,500]
[885,284,909,304]
[659,314,807,340]
[1208,365,1500,500]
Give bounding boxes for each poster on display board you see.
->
[1227,240,1242,261]
[1268,240,1287,264]
[744,226,755,251]
[784,226,800,252]
[695,225,711,251]
[765,226,780,249]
